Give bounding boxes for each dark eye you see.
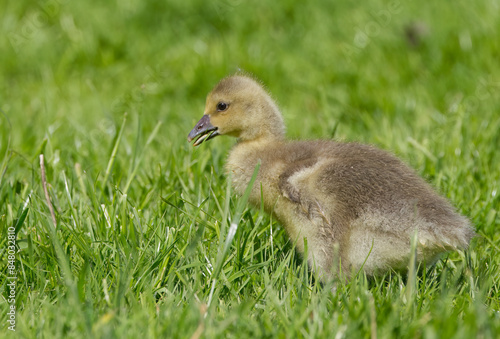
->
[216,102,228,112]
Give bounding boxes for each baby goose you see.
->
[188,75,475,279]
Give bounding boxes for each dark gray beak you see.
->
[187,115,219,146]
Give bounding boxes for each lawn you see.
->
[1,0,499,338]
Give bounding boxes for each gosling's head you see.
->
[188,75,285,146]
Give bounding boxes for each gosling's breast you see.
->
[226,143,286,209]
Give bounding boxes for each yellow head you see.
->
[188,75,285,145]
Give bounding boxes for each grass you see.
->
[1,0,499,337]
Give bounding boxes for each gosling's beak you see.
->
[187,115,219,146]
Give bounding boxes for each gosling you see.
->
[188,75,475,279]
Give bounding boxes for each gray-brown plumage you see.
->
[188,75,475,279]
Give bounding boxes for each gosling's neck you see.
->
[237,98,286,144]
[237,131,285,145]
[228,135,285,182]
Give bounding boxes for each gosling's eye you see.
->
[216,102,229,112]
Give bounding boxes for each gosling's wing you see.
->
[278,157,337,228]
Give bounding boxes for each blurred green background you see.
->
[1,0,499,338]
